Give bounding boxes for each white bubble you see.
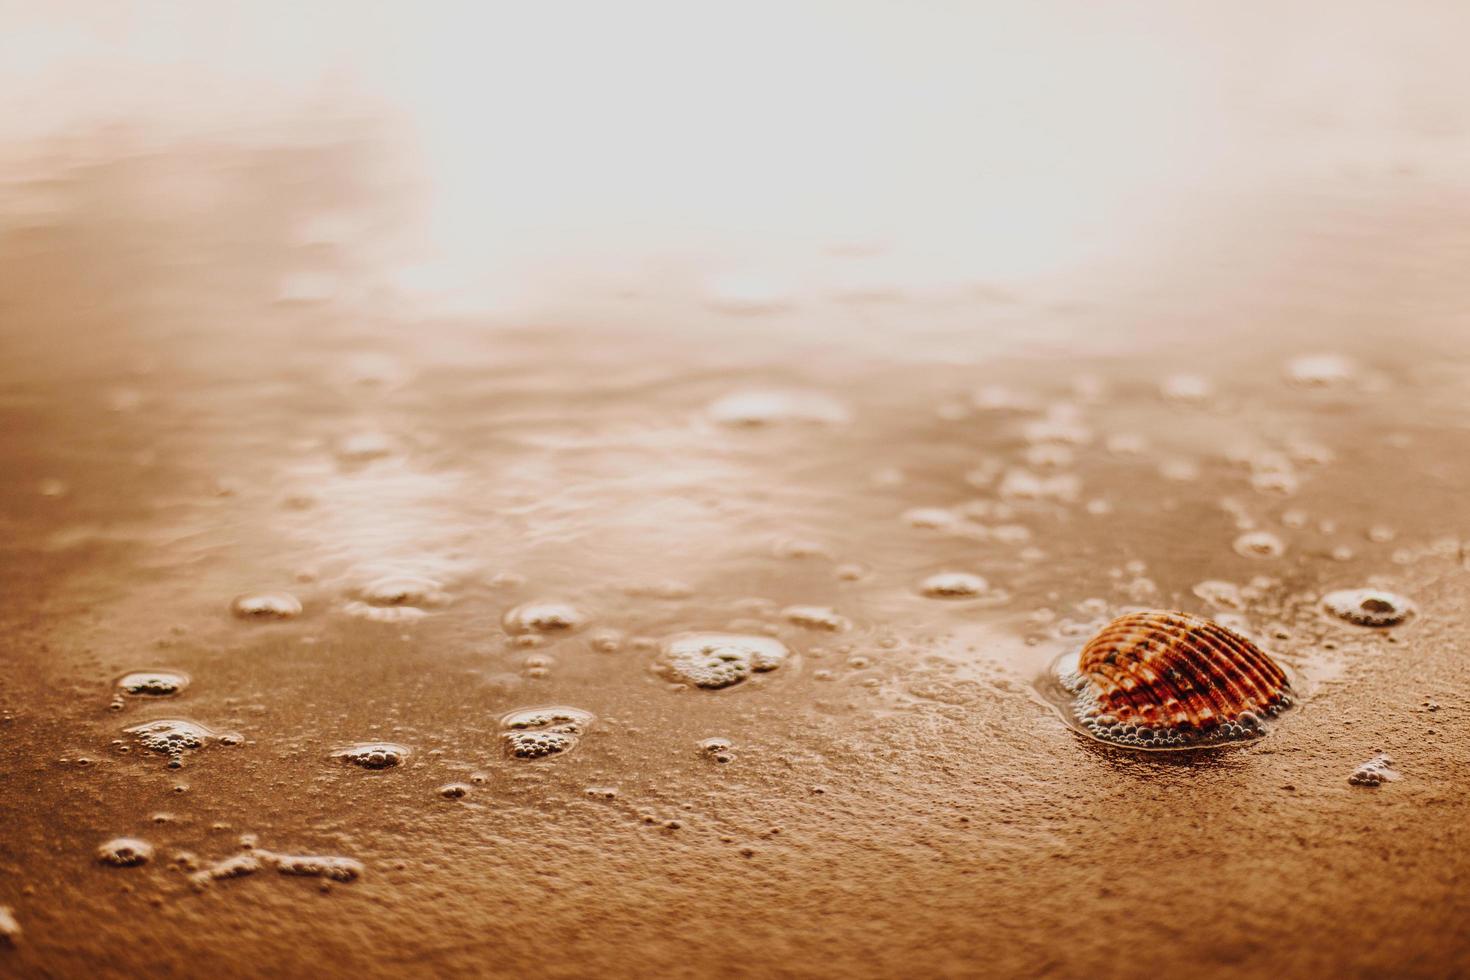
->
[1233,531,1285,559]
[781,605,850,632]
[1348,753,1399,786]
[503,601,588,635]
[97,838,153,867]
[117,670,189,697]
[917,572,989,599]
[1323,589,1415,627]
[231,592,303,621]
[334,742,411,770]
[657,633,791,689]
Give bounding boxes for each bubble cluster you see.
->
[97,838,154,867]
[191,845,364,887]
[125,719,239,767]
[503,601,588,635]
[699,737,735,763]
[1348,754,1399,787]
[1322,589,1415,627]
[116,670,189,697]
[500,706,595,759]
[275,853,365,882]
[334,742,411,770]
[918,572,989,599]
[656,633,791,690]
[438,782,472,799]
[231,592,303,621]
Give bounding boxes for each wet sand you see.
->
[4,5,1470,978]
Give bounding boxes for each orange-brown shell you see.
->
[1078,611,1289,731]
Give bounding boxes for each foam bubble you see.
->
[357,576,448,608]
[1041,651,1293,752]
[918,572,989,599]
[0,906,18,946]
[334,742,411,770]
[1323,589,1415,627]
[657,632,791,690]
[97,838,154,867]
[125,719,239,767]
[116,670,189,697]
[781,605,850,632]
[191,845,364,887]
[231,592,303,621]
[588,628,625,653]
[1234,531,1286,559]
[501,706,594,732]
[275,853,364,882]
[1192,580,1243,610]
[699,737,735,763]
[503,601,588,635]
[1348,753,1399,786]
[499,706,595,760]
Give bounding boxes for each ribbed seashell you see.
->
[1059,610,1293,749]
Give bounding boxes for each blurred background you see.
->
[3,5,1470,978]
[4,0,1469,347]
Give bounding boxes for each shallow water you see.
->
[4,5,1470,978]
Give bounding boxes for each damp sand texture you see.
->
[3,3,1470,979]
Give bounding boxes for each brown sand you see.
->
[3,5,1470,978]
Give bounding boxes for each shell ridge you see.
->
[1066,610,1293,748]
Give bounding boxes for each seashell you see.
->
[1322,589,1414,627]
[1049,610,1294,750]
